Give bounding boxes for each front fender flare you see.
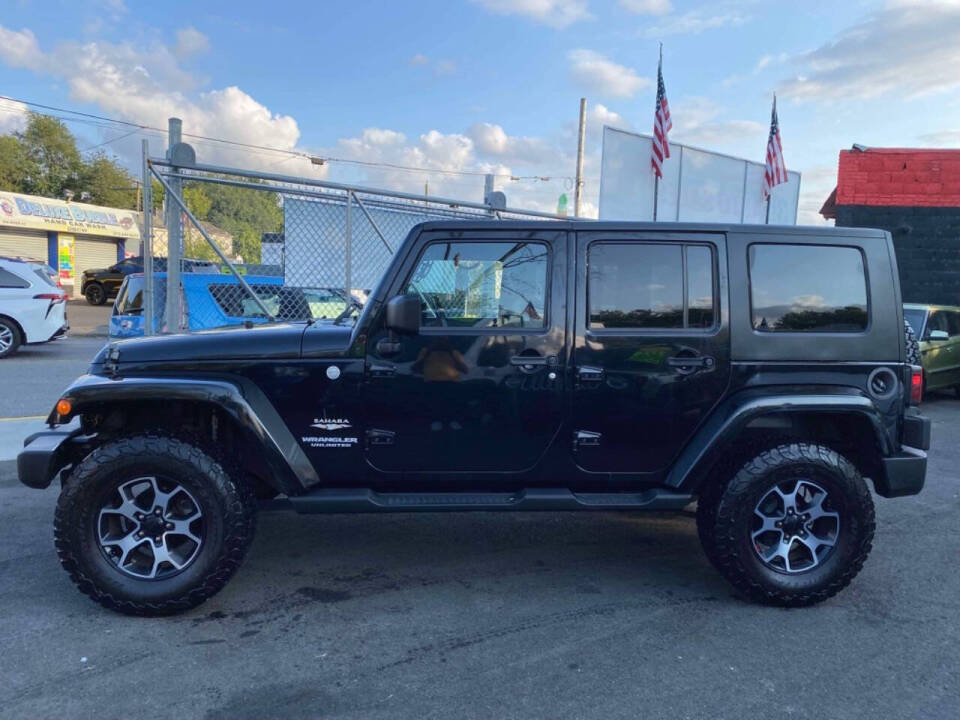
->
[54,374,318,493]
[666,389,894,492]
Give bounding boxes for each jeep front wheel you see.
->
[54,435,256,616]
[697,443,875,606]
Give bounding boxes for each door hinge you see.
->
[574,430,601,449]
[366,428,396,447]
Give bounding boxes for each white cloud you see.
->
[619,0,672,15]
[917,129,960,146]
[0,99,29,134]
[642,6,750,37]
[434,59,456,76]
[568,49,649,98]
[408,53,429,66]
[0,27,43,68]
[0,24,301,168]
[174,27,210,59]
[471,0,591,28]
[781,0,960,102]
[468,122,559,165]
[753,52,787,74]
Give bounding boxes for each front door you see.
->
[571,231,730,476]
[364,230,566,480]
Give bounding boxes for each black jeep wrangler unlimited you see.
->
[19,222,930,615]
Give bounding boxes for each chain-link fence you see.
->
[137,140,567,335]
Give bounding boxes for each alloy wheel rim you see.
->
[751,478,840,574]
[0,326,12,352]
[97,476,204,580]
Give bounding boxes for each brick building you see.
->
[820,146,960,305]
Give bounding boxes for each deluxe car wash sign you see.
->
[0,192,140,239]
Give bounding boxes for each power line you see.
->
[0,94,577,183]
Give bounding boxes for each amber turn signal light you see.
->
[56,398,72,416]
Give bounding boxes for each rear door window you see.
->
[749,244,868,332]
[0,267,29,288]
[587,242,715,330]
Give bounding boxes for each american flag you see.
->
[762,95,787,199]
[650,48,672,179]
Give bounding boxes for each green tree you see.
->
[183,183,212,219]
[80,152,138,208]
[151,179,165,211]
[0,135,33,193]
[16,113,82,197]
[199,181,282,264]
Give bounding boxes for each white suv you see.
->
[0,257,68,358]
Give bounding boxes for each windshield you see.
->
[115,277,145,315]
[904,308,927,337]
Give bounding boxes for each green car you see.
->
[903,303,960,394]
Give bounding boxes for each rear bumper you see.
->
[17,420,81,489]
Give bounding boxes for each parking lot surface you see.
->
[1,394,958,718]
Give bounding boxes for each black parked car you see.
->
[81,256,220,305]
[19,221,929,615]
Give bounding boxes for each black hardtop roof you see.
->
[413,220,889,239]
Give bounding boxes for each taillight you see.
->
[910,365,923,405]
[34,293,66,302]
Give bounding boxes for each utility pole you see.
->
[574,97,586,218]
[165,117,182,333]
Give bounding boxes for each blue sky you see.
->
[1,0,959,221]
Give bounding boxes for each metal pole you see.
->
[653,175,659,222]
[149,157,567,219]
[574,97,586,218]
[141,139,155,336]
[765,195,771,224]
[345,191,352,309]
[164,118,183,332]
[150,163,274,320]
[352,192,394,254]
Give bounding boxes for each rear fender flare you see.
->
[667,391,893,492]
[54,374,318,493]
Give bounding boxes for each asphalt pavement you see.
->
[0,389,958,718]
[0,335,107,460]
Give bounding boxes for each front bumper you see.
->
[17,419,82,489]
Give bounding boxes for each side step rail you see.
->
[279,488,693,514]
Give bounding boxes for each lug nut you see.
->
[154,508,162,516]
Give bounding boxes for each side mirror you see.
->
[385,294,420,335]
[928,329,949,342]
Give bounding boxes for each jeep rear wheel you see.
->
[84,282,106,305]
[54,435,256,616]
[697,443,875,606]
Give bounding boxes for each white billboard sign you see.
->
[598,127,801,224]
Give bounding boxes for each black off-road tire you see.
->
[0,317,22,358]
[54,435,256,616]
[697,443,875,607]
[84,282,106,305]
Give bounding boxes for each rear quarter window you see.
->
[0,267,30,288]
[748,244,868,333]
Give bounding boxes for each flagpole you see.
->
[765,195,770,224]
[654,175,659,221]
[653,42,662,222]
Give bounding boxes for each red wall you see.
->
[837,149,960,208]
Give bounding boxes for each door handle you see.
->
[666,355,715,373]
[369,363,396,377]
[577,366,604,382]
[510,354,556,371]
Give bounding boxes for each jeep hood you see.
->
[91,322,353,366]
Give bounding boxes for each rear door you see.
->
[571,231,730,475]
